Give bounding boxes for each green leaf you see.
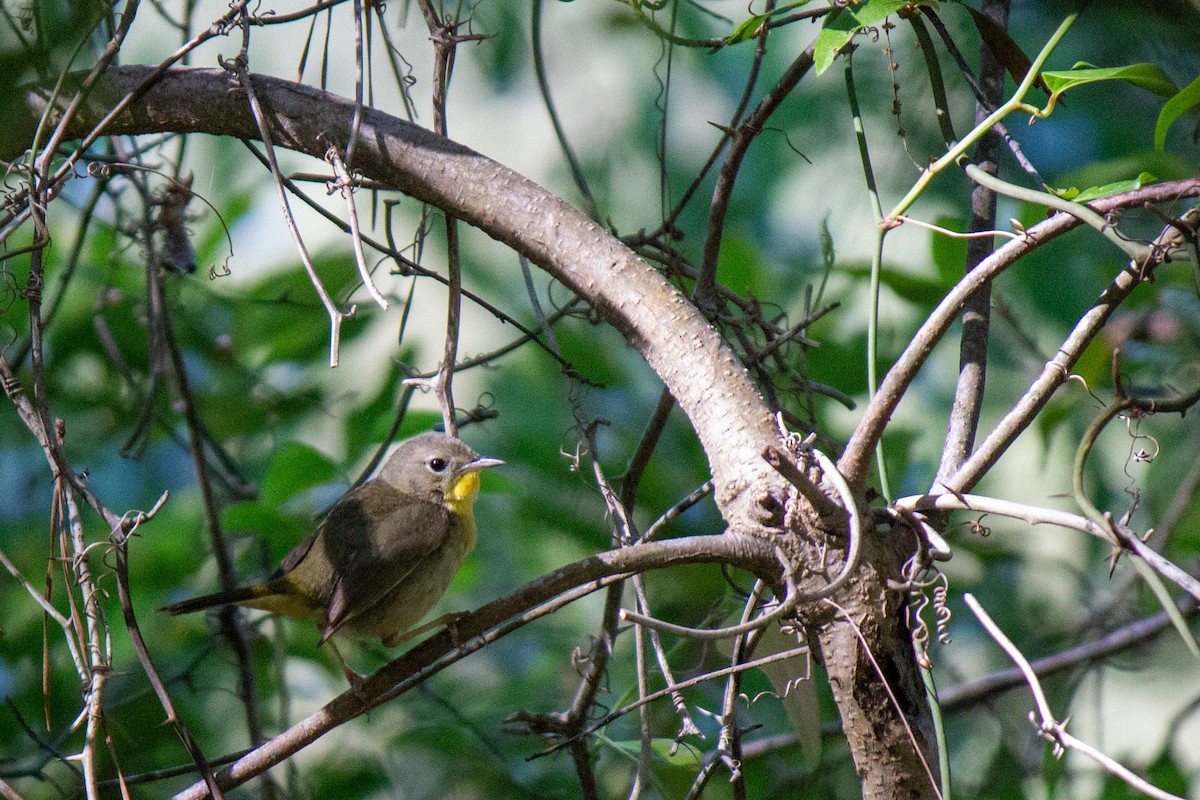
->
[1041,62,1178,112]
[814,0,908,75]
[1144,749,1190,796]
[717,233,765,297]
[929,215,968,284]
[726,13,768,45]
[842,262,949,308]
[598,735,707,799]
[220,499,286,538]
[1044,172,1156,203]
[259,442,340,507]
[1155,73,1200,151]
[724,1,814,45]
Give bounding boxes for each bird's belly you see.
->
[345,534,471,643]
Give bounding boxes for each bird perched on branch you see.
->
[162,431,502,676]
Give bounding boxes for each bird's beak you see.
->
[464,456,504,473]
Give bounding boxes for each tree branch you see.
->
[172,534,779,798]
[11,64,784,529]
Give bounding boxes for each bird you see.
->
[161,432,502,670]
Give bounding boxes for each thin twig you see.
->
[531,0,598,221]
[108,496,224,799]
[694,43,816,306]
[418,0,463,434]
[964,593,1186,800]
[642,482,714,542]
[894,492,1200,601]
[325,147,389,309]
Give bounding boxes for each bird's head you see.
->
[380,431,503,509]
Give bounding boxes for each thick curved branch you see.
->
[12,65,782,525]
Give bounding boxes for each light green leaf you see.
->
[1044,172,1156,203]
[220,500,285,537]
[1041,62,1178,111]
[814,0,908,75]
[725,1,815,45]
[1155,73,1200,151]
[843,262,950,308]
[725,13,768,45]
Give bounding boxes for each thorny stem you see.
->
[894,493,1200,601]
[965,594,1186,800]
[22,204,109,799]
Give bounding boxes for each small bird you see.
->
[161,432,502,663]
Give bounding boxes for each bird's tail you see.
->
[159,585,272,616]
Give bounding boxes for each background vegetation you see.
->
[1,1,1199,798]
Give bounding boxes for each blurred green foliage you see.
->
[1,1,1199,799]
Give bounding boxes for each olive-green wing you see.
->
[307,480,450,643]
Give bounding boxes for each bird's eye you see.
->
[428,457,448,473]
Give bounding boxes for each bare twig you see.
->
[325,147,389,309]
[965,593,1186,800]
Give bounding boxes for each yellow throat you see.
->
[446,470,481,512]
